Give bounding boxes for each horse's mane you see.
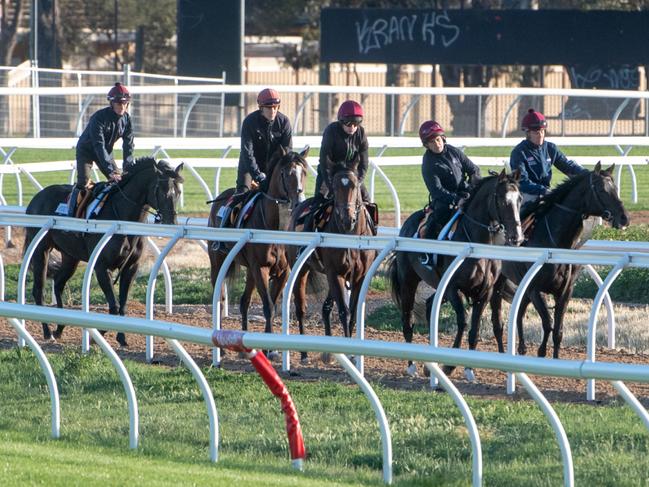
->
[521,170,589,219]
[123,156,183,184]
[462,174,499,208]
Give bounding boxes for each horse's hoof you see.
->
[117,333,128,348]
[464,368,476,382]
[406,363,418,377]
[52,331,62,340]
[267,351,280,361]
[321,352,333,364]
[300,352,310,365]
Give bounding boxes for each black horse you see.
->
[389,170,524,376]
[490,162,630,359]
[24,157,184,346]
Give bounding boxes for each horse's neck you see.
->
[113,174,150,221]
[540,191,585,249]
[455,199,494,244]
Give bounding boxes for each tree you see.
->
[0,0,25,65]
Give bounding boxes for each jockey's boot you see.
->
[419,217,439,269]
[67,186,81,218]
[211,205,233,253]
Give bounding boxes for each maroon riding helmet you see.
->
[107,82,131,103]
[418,120,445,145]
[337,100,363,124]
[521,108,547,131]
[257,88,281,107]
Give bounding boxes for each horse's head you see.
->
[470,169,524,246]
[586,162,630,229]
[327,156,361,233]
[267,146,309,210]
[149,159,184,224]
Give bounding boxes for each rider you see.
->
[303,100,370,232]
[211,88,292,249]
[510,108,587,213]
[314,100,370,202]
[419,120,481,267]
[68,82,134,217]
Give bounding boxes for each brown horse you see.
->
[288,157,376,363]
[491,162,630,359]
[388,170,524,377]
[208,147,308,338]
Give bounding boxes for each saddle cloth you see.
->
[55,182,114,219]
[295,200,378,235]
[217,191,261,229]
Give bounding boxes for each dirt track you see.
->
[3,218,649,407]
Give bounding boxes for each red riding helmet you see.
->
[257,88,281,107]
[337,100,363,124]
[521,108,547,131]
[107,82,131,103]
[419,120,445,145]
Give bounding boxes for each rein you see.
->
[458,188,506,243]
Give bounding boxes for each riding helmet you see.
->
[337,100,363,124]
[257,88,281,107]
[521,108,547,131]
[107,82,131,103]
[418,120,445,145]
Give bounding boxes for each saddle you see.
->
[295,199,379,234]
[56,182,115,219]
[225,190,260,228]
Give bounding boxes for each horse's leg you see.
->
[347,280,363,337]
[51,254,80,340]
[551,287,573,359]
[516,293,532,356]
[442,290,466,376]
[250,265,276,358]
[530,292,553,358]
[239,268,255,331]
[30,243,52,340]
[329,275,350,338]
[293,268,310,363]
[396,256,420,375]
[463,295,491,383]
[320,291,335,364]
[93,262,120,345]
[115,256,141,347]
[490,276,507,353]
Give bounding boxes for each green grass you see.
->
[1,347,648,485]
[4,147,649,213]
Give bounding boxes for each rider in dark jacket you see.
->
[211,88,292,250]
[314,100,370,202]
[68,82,134,217]
[236,88,292,193]
[510,108,586,213]
[419,120,481,267]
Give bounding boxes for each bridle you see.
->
[111,170,176,223]
[331,170,362,232]
[458,180,519,243]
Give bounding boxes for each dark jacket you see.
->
[510,139,586,196]
[422,144,481,208]
[238,110,292,179]
[316,122,369,195]
[76,106,134,176]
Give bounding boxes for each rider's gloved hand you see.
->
[455,191,471,208]
[108,171,122,183]
[254,171,266,184]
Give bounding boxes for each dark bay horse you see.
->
[388,170,524,376]
[288,157,377,363]
[208,147,309,337]
[24,157,184,346]
[491,162,630,359]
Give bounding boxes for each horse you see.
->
[388,170,524,377]
[287,157,377,363]
[207,147,309,339]
[490,162,630,359]
[24,157,184,346]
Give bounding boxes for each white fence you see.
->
[1,135,649,228]
[2,212,649,485]
[2,71,649,137]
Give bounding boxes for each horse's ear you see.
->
[349,154,360,173]
[594,161,602,173]
[299,145,310,158]
[604,163,615,174]
[497,168,507,181]
[511,168,521,181]
[325,155,336,174]
[175,163,184,175]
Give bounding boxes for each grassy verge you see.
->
[1,347,649,486]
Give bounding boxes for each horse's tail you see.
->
[387,251,402,310]
[22,226,60,277]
